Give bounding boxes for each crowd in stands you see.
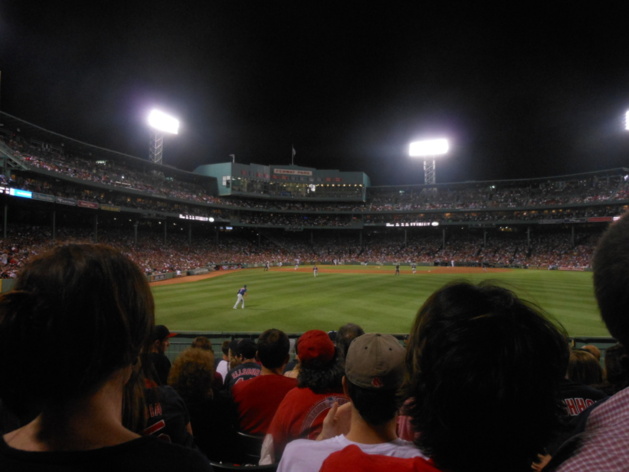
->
[3,232,629,470]
[11,168,624,230]
[3,131,629,228]
[0,223,600,278]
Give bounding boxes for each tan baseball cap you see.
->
[345,333,405,390]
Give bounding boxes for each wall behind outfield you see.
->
[0,279,15,292]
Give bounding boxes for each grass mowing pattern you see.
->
[152,266,609,337]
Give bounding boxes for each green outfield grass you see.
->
[152,265,609,337]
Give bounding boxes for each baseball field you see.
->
[151,265,609,338]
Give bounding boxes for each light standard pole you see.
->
[409,138,449,185]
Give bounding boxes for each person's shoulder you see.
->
[134,437,212,471]
[276,375,298,389]
[257,374,297,387]
[283,437,316,454]
[282,436,345,461]
[155,384,186,404]
[232,374,261,393]
[320,445,440,472]
[386,439,427,458]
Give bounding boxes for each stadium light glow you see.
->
[148,109,180,135]
[409,138,449,185]
[409,138,449,157]
[147,109,179,165]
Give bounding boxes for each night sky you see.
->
[1,2,629,186]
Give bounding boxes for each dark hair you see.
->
[297,353,344,394]
[236,339,257,359]
[0,244,154,411]
[568,350,603,386]
[257,329,290,369]
[404,281,568,472]
[604,343,629,393]
[191,336,213,351]
[345,380,399,426]
[221,340,230,356]
[593,214,629,347]
[336,323,365,360]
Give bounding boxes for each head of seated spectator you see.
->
[169,347,216,402]
[190,336,213,351]
[335,323,365,362]
[343,333,405,426]
[257,328,290,370]
[223,338,261,390]
[228,339,242,369]
[235,338,258,363]
[0,244,153,421]
[568,349,603,387]
[0,243,210,470]
[580,344,602,362]
[400,281,568,472]
[602,343,629,395]
[297,329,344,394]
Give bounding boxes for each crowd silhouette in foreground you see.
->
[2,211,629,470]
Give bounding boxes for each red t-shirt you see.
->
[231,374,297,434]
[321,445,442,472]
[267,387,348,459]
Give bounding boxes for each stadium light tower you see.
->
[147,109,179,165]
[409,138,449,185]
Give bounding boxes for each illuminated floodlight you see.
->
[147,109,179,165]
[409,138,449,157]
[409,138,449,185]
[148,109,179,135]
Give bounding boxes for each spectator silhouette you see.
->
[168,347,240,462]
[279,333,424,472]
[223,339,261,390]
[335,323,365,362]
[321,281,568,472]
[0,244,211,471]
[149,324,177,385]
[231,329,297,434]
[600,343,629,395]
[549,212,629,470]
[261,329,348,464]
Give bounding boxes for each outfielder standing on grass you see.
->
[234,284,247,309]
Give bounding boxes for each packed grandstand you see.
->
[0,111,625,279]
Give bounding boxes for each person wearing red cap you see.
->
[260,330,348,464]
